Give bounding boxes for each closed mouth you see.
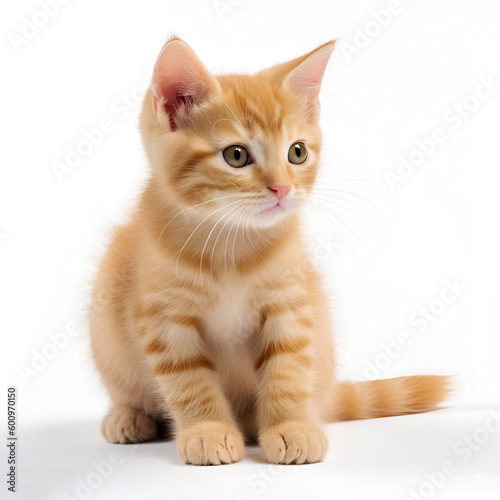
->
[261,201,284,214]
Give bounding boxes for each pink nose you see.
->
[268,184,291,201]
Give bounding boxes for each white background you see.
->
[1,0,499,499]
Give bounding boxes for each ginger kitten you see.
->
[90,37,449,465]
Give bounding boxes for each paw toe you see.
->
[178,422,244,465]
[260,421,328,465]
[101,406,158,444]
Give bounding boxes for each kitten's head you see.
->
[141,37,334,230]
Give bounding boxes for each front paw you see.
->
[259,421,328,464]
[177,421,245,465]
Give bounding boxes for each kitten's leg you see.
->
[141,319,244,465]
[101,405,159,444]
[255,306,328,464]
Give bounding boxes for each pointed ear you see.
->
[262,41,335,120]
[152,37,220,131]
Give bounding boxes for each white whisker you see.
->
[308,200,368,249]
[211,203,245,278]
[306,201,354,257]
[175,199,242,273]
[199,201,245,283]
[312,193,380,237]
[159,193,240,242]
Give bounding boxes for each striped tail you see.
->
[332,375,451,421]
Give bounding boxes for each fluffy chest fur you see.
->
[203,281,257,346]
[202,282,259,413]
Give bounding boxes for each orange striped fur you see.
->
[90,37,449,465]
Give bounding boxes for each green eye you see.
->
[223,145,249,168]
[288,142,308,165]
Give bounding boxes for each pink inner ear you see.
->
[284,44,335,106]
[152,40,213,130]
